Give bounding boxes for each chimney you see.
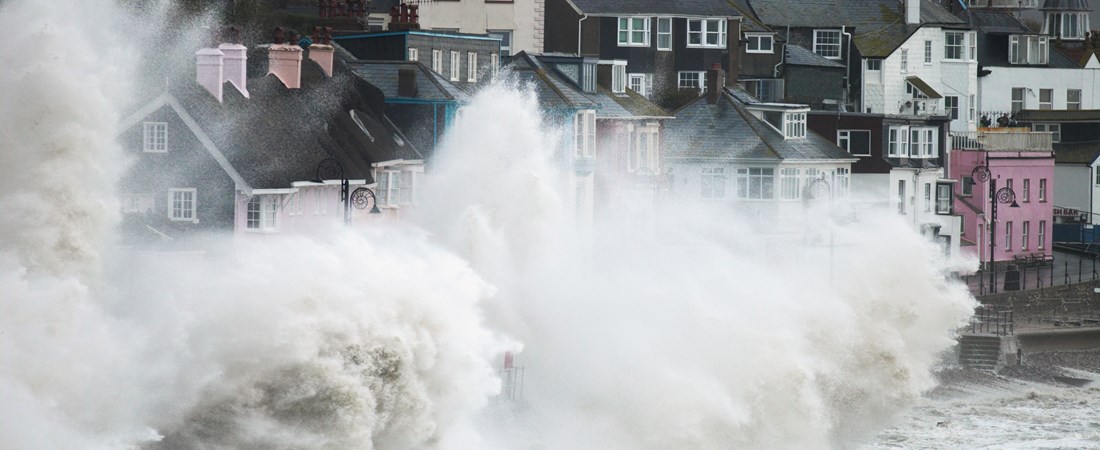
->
[268,27,303,89]
[196,47,225,102]
[398,67,417,97]
[706,63,725,104]
[218,43,249,98]
[308,27,335,77]
[906,0,920,25]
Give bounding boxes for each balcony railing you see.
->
[950,131,1053,152]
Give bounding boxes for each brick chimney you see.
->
[218,43,249,98]
[389,2,422,31]
[308,27,335,77]
[196,47,224,102]
[906,0,920,25]
[706,63,725,104]
[268,27,303,89]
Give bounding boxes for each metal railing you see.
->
[970,305,1015,335]
[950,131,1053,152]
[961,257,1100,295]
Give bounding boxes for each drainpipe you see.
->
[842,26,853,108]
[774,25,789,78]
[577,14,588,55]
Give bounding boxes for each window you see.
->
[1009,35,1049,64]
[450,51,460,81]
[837,130,871,156]
[924,183,932,212]
[618,17,650,47]
[945,96,959,120]
[936,183,953,214]
[866,59,882,71]
[121,193,154,214]
[910,128,921,157]
[1039,178,1047,201]
[747,33,773,53]
[1068,89,1082,110]
[924,40,932,64]
[969,94,976,121]
[143,122,167,153]
[488,30,512,58]
[1045,12,1089,40]
[467,52,477,82]
[377,170,401,207]
[835,168,850,197]
[736,167,774,199]
[246,195,278,230]
[1023,179,1030,202]
[169,188,196,221]
[688,19,726,48]
[784,112,806,139]
[1006,179,1013,193]
[1005,221,1013,251]
[627,124,659,173]
[657,17,672,51]
[814,30,841,58]
[678,71,705,92]
[628,73,652,98]
[1039,220,1046,249]
[1039,88,1053,110]
[491,52,499,78]
[574,110,596,158]
[1011,87,1025,112]
[399,168,421,205]
[611,63,627,93]
[970,31,977,60]
[922,128,936,157]
[901,49,908,73]
[1022,221,1030,250]
[780,167,801,200]
[432,49,443,73]
[898,180,906,213]
[408,47,418,61]
[888,127,903,157]
[962,176,973,196]
[1096,166,1100,185]
[1033,123,1061,142]
[866,59,882,84]
[944,31,964,60]
[701,168,726,198]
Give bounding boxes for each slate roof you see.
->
[785,44,845,67]
[566,0,745,16]
[592,86,673,119]
[664,88,855,161]
[345,61,469,102]
[507,52,599,109]
[1040,0,1090,11]
[752,0,964,57]
[1015,109,1100,122]
[1054,142,1100,164]
[138,49,419,190]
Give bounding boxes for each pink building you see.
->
[950,129,1055,266]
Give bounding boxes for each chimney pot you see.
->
[274,27,285,45]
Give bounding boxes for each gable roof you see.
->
[507,51,599,109]
[664,88,855,162]
[122,51,419,191]
[785,44,845,67]
[565,0,745,16]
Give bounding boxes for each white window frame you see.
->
[488,30,513,58]
[246,195,278,231]
[687,19,727,49]
[1039,178,1047,201]
[618,17,651,47]
[1009,35,1049,65]
[969,94,976,122]
[1039,88,1053,110]
[1034,123,1061,142]
[611,62,627,93]
[1068,89,1082,110]
[901,49,909,73]
[627,123,660,174]
[168,188,196,222]
[628,73,651,97]
[746,33,774,53]
[945,96,959,120]
[467,52,478,82]
[408,47,418,61]
[376,169,401,207]
[924,183,932,212]
[1039,220,1046,249]
[736,167,775,200]
[1022,220,1030,250]
[838,130,871,156]
[574,110,596,158]
[780,167,801,200]
[924,40,933,64]
[450,51,460,81]
[701,167,727,199]
[1011,87,1026,112]
[491,52,499,78]
[432,49,443,73]
[813,29,841,59]
[143,122,167,153]
[678,71,706,92]
[656,17,672,51]
[944,31,964,60]
[1005,221,1013,251]
[783,112,807,139]
[1023,178,1031,202]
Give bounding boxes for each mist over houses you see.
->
[120,0,1100,282]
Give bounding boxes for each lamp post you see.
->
[314,157,381,225]
[972,164,1019,293]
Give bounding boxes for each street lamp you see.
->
[971,164,1018,293]
[313,157,381,225]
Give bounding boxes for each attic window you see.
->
[349,110,375,142]
[143,122,167,153]
[1009,35,1048,65]
[784,112,806,139]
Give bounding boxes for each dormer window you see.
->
[784,112,807,139]
[1009,35,1049,64]
[618,17,651,47]
[611,61,627,93]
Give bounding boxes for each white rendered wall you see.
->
[978,66,1100,113]
[416,0,544,53]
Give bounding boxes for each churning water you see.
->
[0,0,993,448]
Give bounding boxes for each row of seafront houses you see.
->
[120,0,1100,271]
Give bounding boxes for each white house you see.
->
[415,0,543,56]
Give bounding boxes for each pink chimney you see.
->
[308,45,335,77]
[218,43,250,98]
[268,44,303,89]
[195,47,224,102]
